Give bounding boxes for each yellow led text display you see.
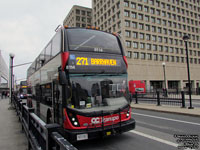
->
[76,57,117,66]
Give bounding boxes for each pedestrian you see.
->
[5,91,7,98]
[2,91,4,99]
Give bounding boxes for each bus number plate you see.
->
[77,134,88,141]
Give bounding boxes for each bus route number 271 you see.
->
[76,57,89,65]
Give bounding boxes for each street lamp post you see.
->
[162,62,167,97]
[9,53,15,104]
[183,35,193,109]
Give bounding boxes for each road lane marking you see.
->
[132,112,200,126]
[130,130,178,147]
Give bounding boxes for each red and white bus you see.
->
[27,26,135,142]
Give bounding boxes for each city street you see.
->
[1,97,200,150]
[75,109,200,150]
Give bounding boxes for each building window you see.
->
[150,8,155,14]
[152,26,156,32]
[152,35,157,41]
[132,12,137,19]
[151,17,156,23]
[139,33,144,39]
[82,10,86,15]
[158,45,163,52]
[139,23,144,30]
[164,37,168,43]
[157,18,161,25]
[133,52,139,59]
[127,51,132,58]
[147,43,151,50]
[125,20,130,27]
[181,57,184,63]
[147,53,152,60]
[144,6,149,12]
[159,55,164,61]
[133,32,138,38]
[145,15,150,22]
[132,22,137,28]
[133,42,138,48]
[141,53,146,60]
[140,43,145,49]
[138,4,143,11]
[165,55,169,61]
[146,34,151,40]
[153,54,158,61]
[162,11,166,17]
[162,20,167,26]
[124,1,129,7]
[145,24,150,31]
[124,10,130,17]
[138,14,143,20]
[131,2,136,9]
[171,56,175,62]
[164,46,168,52]
[153,45,157,51]
[126,41,131,48]
[176,56,179,62]
[124,30,130,38]
[158,36,162,42]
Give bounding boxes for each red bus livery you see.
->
[27,26,135,142]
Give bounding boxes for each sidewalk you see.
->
[184,94,200,100]
[0,98,27,150]
[131,102,200,117]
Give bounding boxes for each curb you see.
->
[131,105,200,117]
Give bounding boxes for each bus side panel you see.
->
[28,54,61,123]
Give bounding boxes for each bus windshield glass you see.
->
[66,29,122,54]
[67,74,129,112]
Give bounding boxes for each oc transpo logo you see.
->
[91,116,119,124]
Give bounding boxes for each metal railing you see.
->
[12,96,77,150]
[133,91,186,108]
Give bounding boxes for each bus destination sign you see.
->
[76,57,118,66]
[66,53,124,72]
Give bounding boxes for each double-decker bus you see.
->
[19,81,28,99]
[27,26,135,142]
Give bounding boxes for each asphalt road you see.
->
[75,109,200,150]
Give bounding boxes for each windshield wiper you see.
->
[74,35,96,50]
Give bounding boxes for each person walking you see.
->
[1,91,4,99]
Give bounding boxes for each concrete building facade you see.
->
[0,50,9,90]
[63,5,92,27]
[92,0,200,91]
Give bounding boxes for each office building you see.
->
[63,5,92,27]
[0,50,9,90]
[92,0,200,91]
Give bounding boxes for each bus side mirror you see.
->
[58,70,68,85]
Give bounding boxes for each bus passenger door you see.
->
[53,80,60,124]
[35,84,41,117]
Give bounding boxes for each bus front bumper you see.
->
[63,118,136,142]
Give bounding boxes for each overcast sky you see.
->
[0,0,91,83]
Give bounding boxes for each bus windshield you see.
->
[66,29,121,54]
[67,74,129,112]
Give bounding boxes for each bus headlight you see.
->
[74,122,78,126]
[68,112,80,127]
